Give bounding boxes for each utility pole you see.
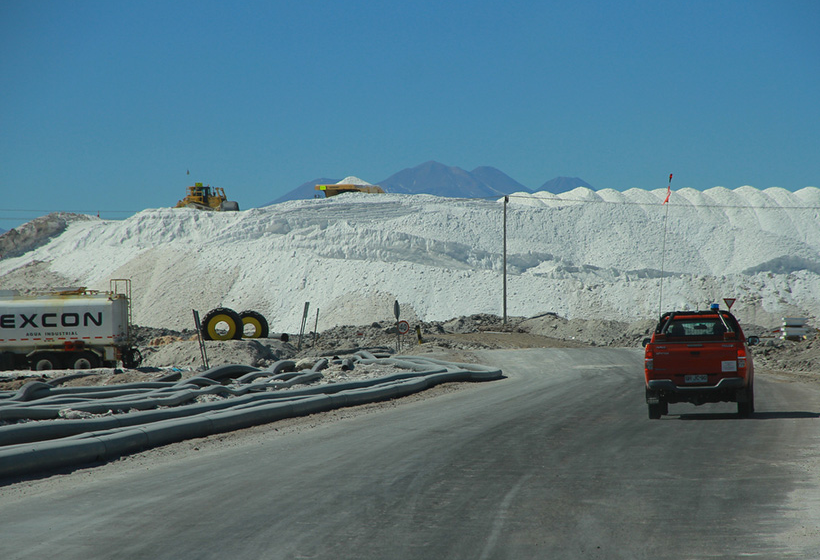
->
[503,196,508,325]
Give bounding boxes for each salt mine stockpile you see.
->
[1,186,819,336]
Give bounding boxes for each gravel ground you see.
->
[1,313,815,390]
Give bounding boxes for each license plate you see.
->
[685,375,708,384]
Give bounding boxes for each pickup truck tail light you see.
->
[645,346,654,372]
[737,348,747,371]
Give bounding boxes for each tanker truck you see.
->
[0,279,142,371]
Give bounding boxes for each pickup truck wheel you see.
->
[660,401,669,415]
[70,351,101,370]
[648,403,662,419]
[738,385,755,417]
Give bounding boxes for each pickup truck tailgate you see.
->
[652,342,739,378]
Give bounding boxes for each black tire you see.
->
[69,351,101,370]
[239,310,269,339]
[0,351,16,371]
[738,384,754,417]
[30,352,62,371]
[660,400,669,416]
[200,307,243,341]
[122,347,143,369]
[648,403,662,420]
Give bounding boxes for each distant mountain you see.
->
[470,166,530,194]
[539,177,594,194]
[265,162,593,204]
[266,178,339,205]
[380,161,531,198]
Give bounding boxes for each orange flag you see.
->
[662,173,672,205]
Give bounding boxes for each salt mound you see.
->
[0,212,93,260]
[336,176,372,185]
[1,187,819,332]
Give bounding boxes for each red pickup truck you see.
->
[644,306,759,419]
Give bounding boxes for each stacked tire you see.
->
[200,307,269,340]
[238,310,269,339]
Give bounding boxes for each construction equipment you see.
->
[175,182,240,211]
[315,183,385,197]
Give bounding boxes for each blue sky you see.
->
[1,0,818,229]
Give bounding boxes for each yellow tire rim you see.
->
[242,316,264,338]
[206,313,238,340]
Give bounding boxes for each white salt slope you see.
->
[336,176,373,185]
[1,187,819,332]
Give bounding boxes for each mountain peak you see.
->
[379,161,529,198]
[268,163,593,203]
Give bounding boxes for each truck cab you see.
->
[644,306,758,419]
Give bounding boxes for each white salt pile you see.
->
[0,187,818,332]
[336,176,373,185]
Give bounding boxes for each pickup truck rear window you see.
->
[663,318,733,339]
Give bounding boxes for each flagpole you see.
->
[658,173,673,318]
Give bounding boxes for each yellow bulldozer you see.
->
[175,183,240,211]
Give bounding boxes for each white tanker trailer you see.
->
[0,279,141,371]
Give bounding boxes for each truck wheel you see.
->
[122,348,143,369]
[648,403,662,419]
[200,307,243,341]
[0,351,16,371]
[30,352,62,371]
[239,310,269,338]
[70,351,101,370]
[738,385,754,417]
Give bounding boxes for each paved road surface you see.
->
[2,348,820,559]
